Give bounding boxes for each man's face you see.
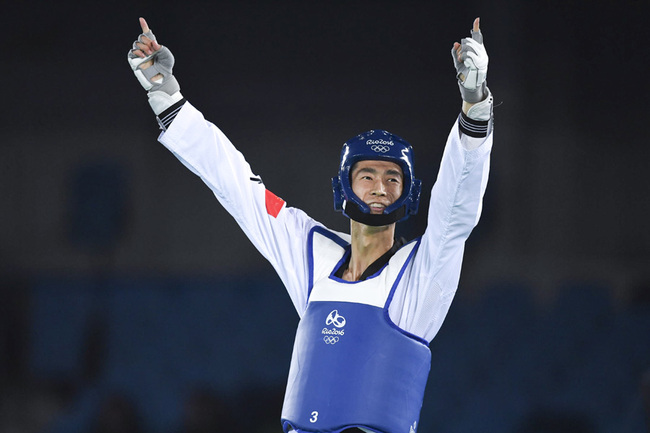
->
[350,160,403,214]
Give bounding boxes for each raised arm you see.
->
[390,18,494,342]
[126,19,319,315]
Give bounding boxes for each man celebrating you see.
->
[128,16,493,433]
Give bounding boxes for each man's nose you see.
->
[371,180,387,195]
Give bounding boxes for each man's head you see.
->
[332,130,422,226]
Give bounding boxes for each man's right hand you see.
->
[127,18,183,115]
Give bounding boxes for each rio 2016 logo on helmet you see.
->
[331,130,422,226]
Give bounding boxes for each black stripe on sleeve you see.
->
[156,98,187,131]
[458,111,490,138]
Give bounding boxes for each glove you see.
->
[451,26,489,103]
[127,29,183,115]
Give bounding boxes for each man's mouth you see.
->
[368,203,386,214]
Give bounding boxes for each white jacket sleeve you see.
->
[389,118,493,342]
[158,102,320,315]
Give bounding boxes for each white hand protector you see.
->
[127,30,183,115]
[466,87,493,121]
[451,28,489,103]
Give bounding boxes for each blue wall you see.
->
[28,276,649,433]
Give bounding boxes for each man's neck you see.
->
[342,220,396,282]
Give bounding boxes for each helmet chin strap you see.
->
[343,201,406,227]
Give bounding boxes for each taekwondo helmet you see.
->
[332,129,422,226]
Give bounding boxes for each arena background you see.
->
[1,1,649,432]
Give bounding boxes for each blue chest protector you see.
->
[281,229,431,433]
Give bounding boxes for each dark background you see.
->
[1,1,649,432]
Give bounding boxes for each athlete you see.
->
[128,16,493,433]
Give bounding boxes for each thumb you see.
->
[470,17,483,44]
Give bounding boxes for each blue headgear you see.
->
[332,130,422,226]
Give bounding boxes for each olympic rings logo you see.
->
[323,336,339,344]
[326,310,346,328]
[370,144,390,153]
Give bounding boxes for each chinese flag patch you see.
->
[265,189,285,218]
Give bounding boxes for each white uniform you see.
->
[158,101,492,343]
